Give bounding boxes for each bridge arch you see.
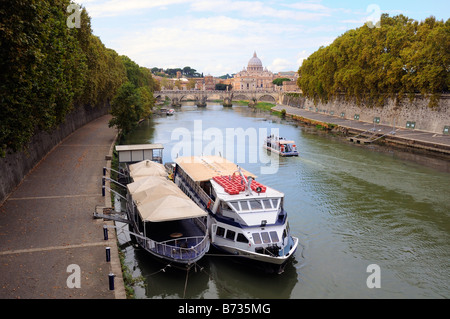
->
[233,94,250,101]
[258,94,276,103]
[179,94,197,102]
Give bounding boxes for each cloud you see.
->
[189,0,330,21]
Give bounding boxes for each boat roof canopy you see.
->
[175,156,256,182]
[128,160,167,181]
[127,176,207,222]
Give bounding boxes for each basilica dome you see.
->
[247,52,263,72]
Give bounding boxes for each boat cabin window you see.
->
[269,231,279,242]
[252,231,281,245]
[261,232,271,244]
[262,199,272,209]
[252,233,262,244]
[229,201,239,211]
[216,226,225,238]
[226,230,236,241]
[240,201,250,211]
[249,199,262,210]
[236,233,249,244]
[227,198,282,213]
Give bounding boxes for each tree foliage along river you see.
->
[297,14,450,108]
[0,0,158,157]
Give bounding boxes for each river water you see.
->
[117,103,449,299]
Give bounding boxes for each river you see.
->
[117,102,449,299]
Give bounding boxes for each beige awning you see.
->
[129,160,167,181]
[175,155,256,182]
[127,176,206,222]
[135,194,206,222]
[128,177,181,205]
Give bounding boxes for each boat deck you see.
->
[144,219,208,261]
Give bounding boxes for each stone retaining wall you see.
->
[0,104,110,204]
[282,94,450,135]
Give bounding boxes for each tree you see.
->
[273,78,291,86]
[109,82,143,135]
[298,14,449,107]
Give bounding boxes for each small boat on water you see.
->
[166,109,175,115]
[172,156,298,273]
[263,135,299,157]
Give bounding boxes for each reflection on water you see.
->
[118,102,450,299]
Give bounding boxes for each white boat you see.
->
[263,135,299,157]
[172,156,298,273]
[166,109,175,115]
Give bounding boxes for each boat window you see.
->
[226,230,236,241]
[261,232,271,244]
[249,199,263,210]
[216,226,225,237]
[272,198,280,209]
[252,233,262,244]
[262,199,272,209]
[240,201,250,211]
[229,201,239,211]
[269,231,279,243]
[236,233,249,244]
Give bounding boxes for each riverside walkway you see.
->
[273,105,450,155]
[0,115,125,299]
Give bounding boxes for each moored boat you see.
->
[172,155,298,273]
[125,170,209,269]
[101,155,209,270]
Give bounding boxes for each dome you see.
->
[248,51,263,68]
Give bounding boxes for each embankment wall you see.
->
[281,94,450,135]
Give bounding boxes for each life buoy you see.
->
[207,200,211,209]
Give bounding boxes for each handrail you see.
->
[147,235,209,260]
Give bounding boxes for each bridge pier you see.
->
[196,95,207,107]
[171,97,181,107]
[223,97,232,107]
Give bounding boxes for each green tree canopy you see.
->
[0,0,155,156]
[298,14,450,107]
[273,78,291,86]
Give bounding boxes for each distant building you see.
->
[204,75,215,90]
[232,52,276,91]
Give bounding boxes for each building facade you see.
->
[232,52,276,91]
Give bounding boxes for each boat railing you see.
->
[175,168,214,211]
[146,235,209,261]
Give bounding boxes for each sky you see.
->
[76,0,449,76]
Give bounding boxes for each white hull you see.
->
[212,237,298,265]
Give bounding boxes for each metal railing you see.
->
[146,235,209,261]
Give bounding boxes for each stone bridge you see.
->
[154,90,283,107]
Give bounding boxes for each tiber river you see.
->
[117,102,449,299]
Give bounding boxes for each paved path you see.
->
[0,115,125,299]
[273,105,450,154]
